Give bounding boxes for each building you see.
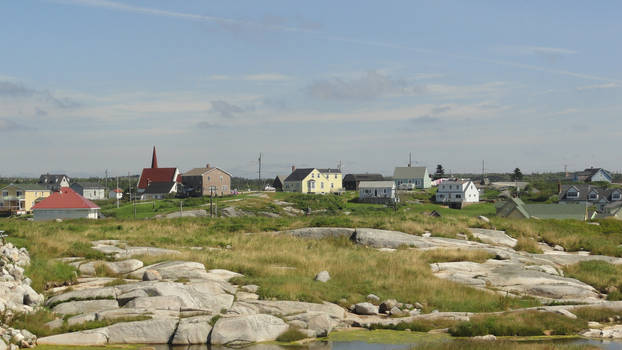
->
[182,165,232,196]
[140,182,177,200]
[558,184,622,212]
[137,146,181,194]
[32,187,100,221]
[496,197,591,220]
[435,180,480,204]
[272,175,286,192]
[358,181,397,204]
[0,184,51,214]
[39,174,70,191]
[283,167,343,194]
[109,188,123,200]
[393,166,431,189]
[343,173,384,191]
[573,168,612,183]
[70,182,106,200]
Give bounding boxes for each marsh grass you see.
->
[412,341,598,350]
[514,236,544,254]
[420,248,495,264]
[564,261,622,299]
[572,307,622,322]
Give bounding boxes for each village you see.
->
[1,147,620,223]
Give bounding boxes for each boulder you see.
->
[378,299,397,314]
[555,309,577,319]
[52,299,119,316]
[390,306,406,317]
[37,330,108,346]
[210,314,289,346]
[104,259,144,275]
[236,292,259,300]
[366,294,380,303]
[227,300,345,320]
[315,271,330,283]
[105,319,179,344]
[46,287,118,307]
[285,311,335,337]
[142,270,162,281]
[124,296,183,311]
[478,216,490,223]
[241,285,259,293]
[354,303,378,315]
[284,227,355,239]
[170,315,213,345]
[473,334,496,341]
[129,261,211,280]
[205,269,243,282]
[467,228,517,248]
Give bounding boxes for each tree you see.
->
[433,164,445,180]
[512,168,523,181]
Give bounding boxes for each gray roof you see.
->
[525,204,587,220]
[393,166,428,179]
[559,184,619,201]
[144,182,176,194]
[1,183,49,191]
[39,174,69,184]
[343,174,384,182]
[183,167,232,177]
[284,168,315,182]
[318,168,341,174]
[358,181,395,188]
[72,182,105,189]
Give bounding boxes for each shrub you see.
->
[276,328,308,342]
[449,311,586,337]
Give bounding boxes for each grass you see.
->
[514,236,544,254]
[369,318,459,332]
[276,328,309,342]
[449,311,587,337]
[419,248,495,264]
[572,307,622,322]
[326,329,449,344]
[564,261,622,300]
[411,341,598,350]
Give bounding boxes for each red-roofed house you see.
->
[32,188,100,221]
[109,188,123,200]
[137,146,180,196]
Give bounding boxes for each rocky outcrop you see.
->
[210,314,289,346]
[0,241,44,315]
[170,315,213,345]
[583,325,622,338]
[467,228,517,248]
[284,227,355,240]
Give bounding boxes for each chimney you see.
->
[291,165,296,173]
[206,163,211,169]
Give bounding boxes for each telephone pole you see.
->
[116,176,119,208]
[258,153,262,189]
[408,153,412,167]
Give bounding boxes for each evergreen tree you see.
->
[433,164,445,180]
[512,168,523,181]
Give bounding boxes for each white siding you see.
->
[34,208,99,221]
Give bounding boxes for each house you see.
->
[140,182,177,200]
[70,182,106,200]
[496,197,591,220]
[109,188,123,200]
[558,184,622,211]
[283,167,343,194]
[435,180,479,204]
[393,166,431,189]
[272,176,286,192]
[32,187,100,221]
[39,174,70,191]
[0,184,51,214]
[181,164,232,196]
[137,146,181,194]
[343,173,384,191]
[573,168,612,183]
[358,181,397,204]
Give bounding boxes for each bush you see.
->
[276,328,308,342]
[449,311,586,337]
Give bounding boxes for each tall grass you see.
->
[564,261,622,300]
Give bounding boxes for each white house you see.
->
[109,188,123,200]
[435,180,479,204]
[32,188,100,221]
[70,182,106,200]
[358,181,397,203]
[573,168,612,183]
[393,166,431,189]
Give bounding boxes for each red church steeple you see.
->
[151,146,158,168]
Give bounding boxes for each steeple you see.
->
[151,146,158,168]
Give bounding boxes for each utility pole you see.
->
[128,172,132,201]
[408,153,412,167]
[116,176,119,208]
[180,200,183,217]
[105,169,108,193]
[338,160,342,172]
[258,152,262,189]
[210,187,214,217]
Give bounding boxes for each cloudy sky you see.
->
[2,1,622,178]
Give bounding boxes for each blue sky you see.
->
[2,1,622,178]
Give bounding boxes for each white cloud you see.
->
[576,82,619,91]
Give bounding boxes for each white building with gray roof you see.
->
[393,166,431,189]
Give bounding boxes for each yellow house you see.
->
[0,184,51,214]
[283,167,343,194]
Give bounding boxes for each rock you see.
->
[236,292,259,300]
[422,232,432,238]
[37,330,109,346]
[129,261,211,280]
[554,245,565,252]
[606,286,619,294]
[106,319,179,344]
[467,228,517,248]
[205,269,243,282]
[390,306,406,317]
[170,315,213,345]
[315,271,330,283]
[354,302,378,315]
[45,318,64,330]
[555,309,577,319]
[242,285,259,293]
[379,299,397,314]
[228,300,345,320]
[52,299,119,316]
[0,340,5,350]
[104,260,144,275]
[588,321,601,328]
[124,296,183,311]
[142,270,162,281]
[22,285,43,306]
[415,302,423,309]
[478,216,490,223]
[117,289,150,305]
[366,294,380,303]
[582,325,622,338]
[473,334,496,341]
[409,309,421,316]
[210,314,289,346]
[285,312,335,337]
[284,227,355,239]
[46,287,118,307]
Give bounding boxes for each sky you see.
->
[2,1,622,178]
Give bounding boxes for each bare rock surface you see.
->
[210,314,289,346]
[284,227,355,239]
[467,228,517,248]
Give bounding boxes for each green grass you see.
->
[410,341,598,350]
[326,329,449,344]
[572,307,622,322]
[449,311,587,337]
[276,328,309,342]
[564,261,622,299]
[369,318,459,332]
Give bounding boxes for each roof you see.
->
[112,188,123,193]
[32,188,100,210]
[39,174,69,183]
[358,181,395,188]
[343,174,384,182]
[393,166,428,179]
[72,182,105,189]
[284,168,315,182]
[318,168,341,174]
[1,183,49,191]
[143,182,176,194]
[183,167,232,177]
[559,184,614,201]
[138,168,179,189]
[525,204,587,220]
[496,197,530,218]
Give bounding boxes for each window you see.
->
[16,191,23,197]
[335,174,338,179]
[311,173,314,178]
[613,192,621,200]
[321,182,324,189]
[220,176,223,183]
[455,194,462,199]
[222,185,226,190]
[567,190,578,198]
[589,192,598,200]
[331,183,334,188]
[208,176,211,181]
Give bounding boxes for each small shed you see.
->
[343,173,384,191]
[358,181,397,204]
[32,188,100,221]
